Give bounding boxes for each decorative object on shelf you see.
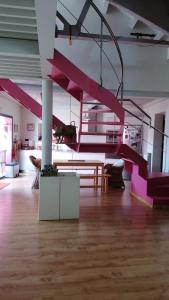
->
[41,164,58,177]
[123,125,142,152]
[53,121,77,144]
[27,123,35,131]
[105,130,120,159]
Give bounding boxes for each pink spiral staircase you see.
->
[0,49,169,207]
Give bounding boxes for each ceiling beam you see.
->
[76,0,91,30]
[0,57,40,64]
[0,7,36,19]
[128,15,138,30]
[0,38,39,55]
[155,31,164,40]
[0,31,37,40]
[0,0,35,10]
[0,73,41,79]
[0,21,37,27]
[0,64,41,70]
[56,30,169,47]
[0,67,41,74]
[56,1,91,37]
[0,60,40,67]
[0,70,40,75]
[0,16,36,25]
[0,24,37,33]
[56,11,69,28]
[110,0,169,36]
[0,53,40,59]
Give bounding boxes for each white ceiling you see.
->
[0,0,41,79]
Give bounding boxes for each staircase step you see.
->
[153,197,169,208]
[148,173,169,187]
[77,143,119,153]
[49,74,69,90]
[147,185,169,197]
[49,67,70,89]
[65,80,83,100]
[119,144,148,179]
[48,49,124,121]
[80,131,123,136]
[82,109,112,114]
[82,121,122,125]
[47,49,149,181]
[67,80,82,93]
[55,78,70,90]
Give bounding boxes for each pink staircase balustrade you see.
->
[48,48,169,207]
[48,49,124,122]
[0,79,62,129]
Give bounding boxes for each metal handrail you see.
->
[87,0,124,101]
[124,108,169,138]
[82,100,168,137]
[57,0,124,100]
[122,98,151,125]
[150,125,169,138]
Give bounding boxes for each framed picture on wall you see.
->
[14,124,18,133]
[27,123,34,131]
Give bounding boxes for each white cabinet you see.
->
[5,163,19,178]
[39,173,80,221]
[60,175,80,219]
[39,177,60,220]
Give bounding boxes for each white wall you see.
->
[21,107,39,147]
[142,99,169,172]
[55,39,169,95]
[0,84,105,149]
[20,91,80,147]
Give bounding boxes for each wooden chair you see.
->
[79,173,111,192]
[104,163,125,189]
[29,155,41,189]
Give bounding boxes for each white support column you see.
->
[42,78,53,168]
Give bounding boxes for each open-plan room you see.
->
[1,0,169,299]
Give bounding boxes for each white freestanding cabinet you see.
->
[39,173,80,221]
[5,163,19,178]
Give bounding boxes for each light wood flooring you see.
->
[0,174,169,300]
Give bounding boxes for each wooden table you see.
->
[53,160,104,187]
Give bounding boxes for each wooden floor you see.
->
[1,174,169,300]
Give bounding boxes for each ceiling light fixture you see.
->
[130,32,155,39]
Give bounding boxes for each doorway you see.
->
[0,113,13,163]
[152,113,165,172]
